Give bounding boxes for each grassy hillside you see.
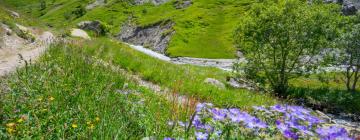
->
[1,0,252,58]
[0,45,177,139]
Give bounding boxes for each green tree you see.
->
[235,0,342,96]
[336,24,360,92]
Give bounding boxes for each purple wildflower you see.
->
[163,137,174,140]
[316,126,353,140]
[271,104,287,113]
[195,131,209,140]
[211,108,227,121]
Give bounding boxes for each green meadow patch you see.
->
[0,45,177,139]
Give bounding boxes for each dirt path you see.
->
[0,31,54,76]
[92,57,196,106]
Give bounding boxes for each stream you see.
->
[127,44,245,71]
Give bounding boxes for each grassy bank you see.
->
[80,38,278,108]
[0,45,179,139]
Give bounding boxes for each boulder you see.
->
[77,20,107,35]
[342,2,358,15]
[70,28,91,40]
[227,77,255,90]
[204,78,225,89]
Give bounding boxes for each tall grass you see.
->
[81,38,278,109]
[0,44,178,139]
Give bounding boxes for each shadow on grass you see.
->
[287,87,360,117]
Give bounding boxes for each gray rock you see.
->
[227,78,255,90]
[77,20,106,35]
[8,10,20,18]
[342,2,358,15]
[174,0,192,9]
[70,28,91,40]
[204,78,225,89]
[324,0,358,15]
[1,24,13,36]
[118,21,174,54]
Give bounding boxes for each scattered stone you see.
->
[227,77,256,90]
[118,21,174,54]
[1,24,13,36]
[70,28,91,40]
[174,0,192,9]
[86,0,105,10]
[15,24,29,32]
[7,10,20,18]
[204,78,225,89]
[77,20,107,35]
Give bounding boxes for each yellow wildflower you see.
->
[49,96,55,101]
[71,124,78,128]
[6,128,15,134]
[86,121,92,125]
[6,123,15,128]
[17,118,24,123]
[95,117,100,122]
[88,124,95,129]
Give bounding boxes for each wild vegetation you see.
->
[1,0,360,139]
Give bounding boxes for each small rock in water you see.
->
[204,78,225,89]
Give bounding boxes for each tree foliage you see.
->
[235,0,343,95]
[336,23,360,92]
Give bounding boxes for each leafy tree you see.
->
[234,0,343,96]
[336,24,360,92]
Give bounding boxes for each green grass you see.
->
[81,38,278,109]
[1,0,252,58]
[288,73,360,114]
[0,45,179,139]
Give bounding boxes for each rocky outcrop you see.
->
[134,0,171,5]
[70,28,91,40]
[118,21,174,54]
[77,20,108,35]
[174,0,192,9]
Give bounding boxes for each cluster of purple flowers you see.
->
[260,104,353,140]
[165,103,354,140]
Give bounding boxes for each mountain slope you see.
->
[1,0,252,58]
